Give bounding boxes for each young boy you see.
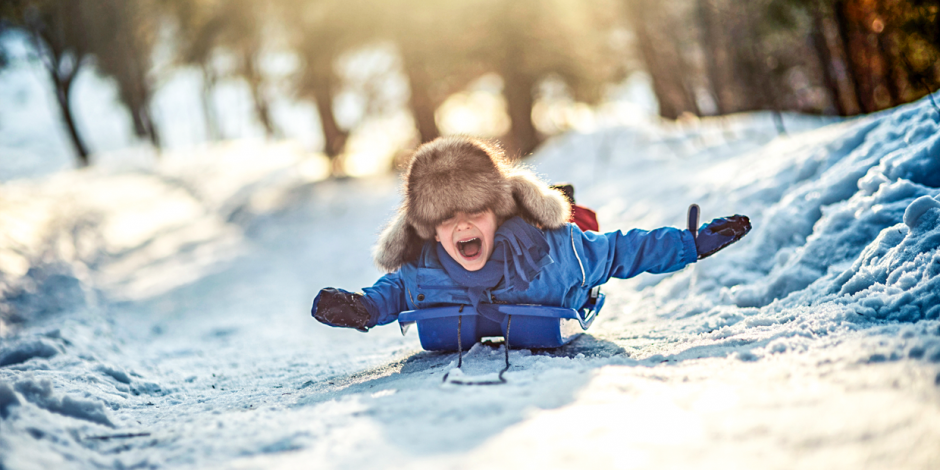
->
[312,136,750,332]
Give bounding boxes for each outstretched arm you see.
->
[576,225,698,287]
[311,271,407,331]
[574,206,751,287]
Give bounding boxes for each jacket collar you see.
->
[421,217,554,308]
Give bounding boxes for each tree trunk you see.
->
[401,53,440,144]
[30,19,90,166]
[141,104,160,149]
[818,2,861,115]
[501,65,539,158]
[249,80,275,138]
[625,0,696,119]
[127,99,160,149]
[200,64,221,141]
[311,74,348,160]
[632,17,679,118]
[129,104,147,137]
[696,0,731,114]
[834,0,877,113]
[810,6,859,116]
[53,69,90,167]
[672,36,702,117]
[244,50,276,138]
[878,28,906,106]
[728,44,760,111]
[121,48,161,150]
[811,8,846,115]
[745,38,785,133]
[723,3,772,113]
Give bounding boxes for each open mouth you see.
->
[456,238,482,259]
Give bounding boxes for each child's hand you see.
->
[311,288,372,332]
[695,215,751,259]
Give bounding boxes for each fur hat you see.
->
[374,136,571,272]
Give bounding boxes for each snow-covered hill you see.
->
[1,95,939,469]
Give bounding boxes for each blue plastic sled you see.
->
[399,290,605,351]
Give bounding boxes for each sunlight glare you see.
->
[0,193,55,277]
[437,74,511,138]
[343,112,416,177]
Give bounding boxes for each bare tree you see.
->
[279,0,373,175]
[478,0,624,156]
[625,0,701,119]
[161,0,224,140]
[807,1,861,115]
[164,0,279,140]
[220,0,278,138]
[384,0,487,144]
[84,0,162,148]
[697,0,737,114]
[1,0,93,166]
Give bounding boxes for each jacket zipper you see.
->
[571,225,585,287]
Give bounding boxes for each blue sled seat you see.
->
[398,291,604,351]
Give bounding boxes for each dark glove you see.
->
[695,215,751,259]
[311,288,373,332]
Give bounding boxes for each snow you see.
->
[3,41,940,467]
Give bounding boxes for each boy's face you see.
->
[434,209,498,271]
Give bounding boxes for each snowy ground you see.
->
[2,84,940,468]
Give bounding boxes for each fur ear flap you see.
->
[508,171,571,229]
[374,210,425,272]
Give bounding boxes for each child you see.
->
[312,136,750,332]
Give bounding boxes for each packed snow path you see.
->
[2,96,940,469]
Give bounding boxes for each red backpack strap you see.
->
[571,205,599,232]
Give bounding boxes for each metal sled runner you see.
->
[398,289,605,351]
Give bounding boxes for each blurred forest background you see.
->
[0,0,938,174]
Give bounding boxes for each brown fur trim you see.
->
[507,169,571,229]
[374,210,425,272]
[373,136,571,271]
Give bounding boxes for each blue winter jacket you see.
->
[357,219,698,328]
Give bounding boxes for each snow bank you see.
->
[720,100,940,325]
